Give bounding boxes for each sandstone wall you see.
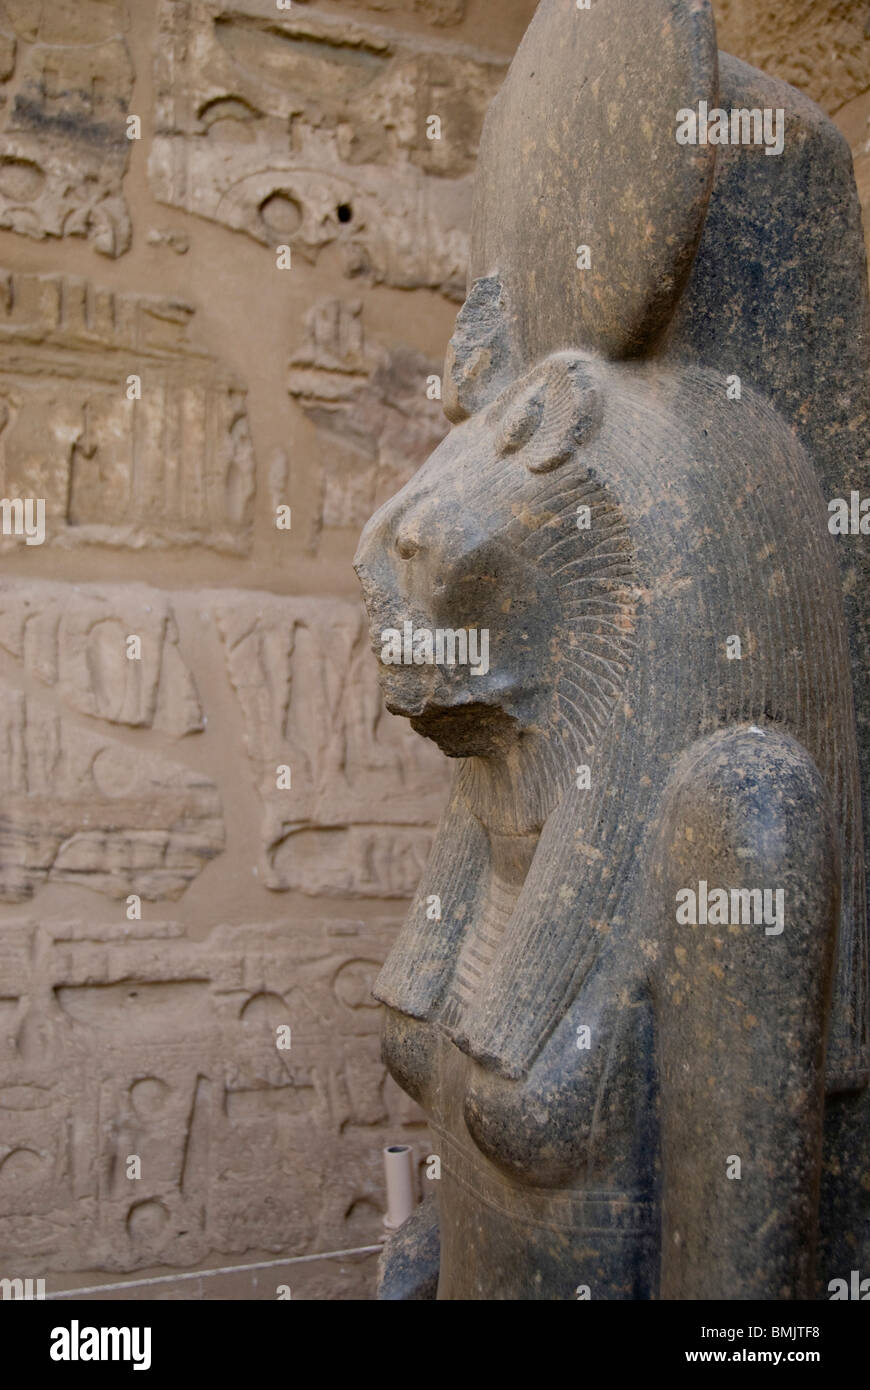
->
[0,0,866,1301]
[715,2,870,240]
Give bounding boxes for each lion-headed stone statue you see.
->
[354,0,870,1300]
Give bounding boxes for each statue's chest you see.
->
[434,966,656,1186]
[383,816,659,1187]
[410,1001,660,1300]
[384,942,657,1199]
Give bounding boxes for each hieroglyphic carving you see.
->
[0,580,203,735]
[300,0,467,23]
[0,0,134,255]
[288,297,448,539]
[150,0,507,297]
[215,592,449,896]
[0,270,256,551]
[713,0,870,114]
[0,686,223,902]
[0,918,423,1270]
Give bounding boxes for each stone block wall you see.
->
[0,0,865,1300]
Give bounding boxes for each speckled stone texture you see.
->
[356,0,870,1299]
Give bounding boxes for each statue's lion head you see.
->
[354,335,635,789]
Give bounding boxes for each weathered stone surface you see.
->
[0,0,133,255]
[0,581,203,735]
[2,0,864,1306]
[0,270,256,551]
[288,297,448,538]
[356,0,870,1301]
[0,685,222,902]
[0,917,425,1272]
[667,53,870,1091]
[65,1251,379,1301]
[146,226,191,255]
[713,0,870,114]
[835,87,870,265]
[215,592,448,896]
[149,0,507,296]
[299,0,466,23]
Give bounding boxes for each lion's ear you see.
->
[494,354,602,474]
[442,276,518,424]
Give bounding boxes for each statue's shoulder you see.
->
[650,724,840,976]
[664,724,834,817]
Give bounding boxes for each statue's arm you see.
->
[654,727,840,1299]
